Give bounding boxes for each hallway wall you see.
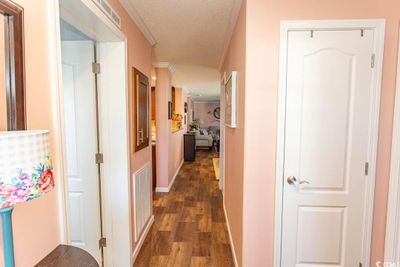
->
[107,0,153,251]
[0,0,153,265]
[155,68,185,189]
[193,102,220,129]
[219,1,246,265]
[241,0,400,266]
[0,1,62,265]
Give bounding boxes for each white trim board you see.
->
[56,1,132,266]
[384,39,400,262]
[131,215,155,263]
[223,204,238,267]
[155,160,184,192]
[274,19,385,267]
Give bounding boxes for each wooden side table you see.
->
[184,132,196,161]
[35,245,99,267]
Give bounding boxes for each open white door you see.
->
[62,40,102,263]
[281,29,377,266]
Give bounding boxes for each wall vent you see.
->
[133,163,152,242]
[91,0,121,29]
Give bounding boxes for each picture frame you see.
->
[168,101,172,119]
[184,102,188,113]
[224,71,237,128]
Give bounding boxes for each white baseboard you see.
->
[223,204,239,267]
[131,215,154,263]
[155,160,184,192]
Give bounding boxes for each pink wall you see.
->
[0,0,152,265]
[193,102,220,129]
[239,0,400,266]
[106,0,153,250]
[155,68,171,187]
[0,1,62,265]
[220,1,246,265]
[155,68,185,188]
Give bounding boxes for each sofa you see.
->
[195,129,213,148]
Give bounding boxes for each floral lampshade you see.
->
[0,130,54,209]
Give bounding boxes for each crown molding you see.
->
[218,0,243,70]
[153,62,175,73]
[118,0,157,45]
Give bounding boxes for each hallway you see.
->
[134,150,235,267]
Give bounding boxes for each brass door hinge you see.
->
[92,62,101,74]
[99,237,107,249]
[365,162,369,176]
[96,153,103,164]
[371,54,375,68]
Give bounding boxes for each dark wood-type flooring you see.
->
[133,150,235,267]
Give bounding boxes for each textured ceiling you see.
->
[130,0,238,68]
[125,0,241,100]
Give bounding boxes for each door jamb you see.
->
[51,1,131,266]
[274,19,385,267]
[384,40,400,262]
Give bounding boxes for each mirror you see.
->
[0,0,25,131]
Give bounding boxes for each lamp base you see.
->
[0,207,15,267]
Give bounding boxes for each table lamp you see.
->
[0,130,54,267]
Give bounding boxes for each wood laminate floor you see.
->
[133,150,235,267]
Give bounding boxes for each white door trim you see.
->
[52,1,131,266]
[384,40,400,262]
[274,19,385,267]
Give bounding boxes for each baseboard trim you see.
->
[223,204,239,267]
[131,215,154,263]
[155,160,184,193]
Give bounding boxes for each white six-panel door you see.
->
[61,41,102,263]
[281,29,375,266]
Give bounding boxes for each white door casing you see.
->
[61,40,102,263]
[276,20,385,267]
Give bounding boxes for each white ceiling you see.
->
[120,0,242,101]
[172,65,221,101]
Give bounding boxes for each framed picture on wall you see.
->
[184,102,188,113]
[168,101,172,119]
[225,71,237,128]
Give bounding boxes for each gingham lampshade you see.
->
[0,131,54,209]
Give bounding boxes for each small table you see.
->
[35,245,99,267]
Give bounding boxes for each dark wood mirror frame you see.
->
[133,67,149,152]
[0,0,25,130]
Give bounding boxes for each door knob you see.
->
[287,176,310,185]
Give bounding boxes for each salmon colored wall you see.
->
[155,67,171,187]
[242,0,400,266]
[0,1,61,266]
[193,102,220,128]
[0,15,6,131]
[220,1,246,265]
[168,87,185,184]
[154,68,185,187]
[168,128,184,182]
[106,0,153,250]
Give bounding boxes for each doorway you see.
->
[275,20,385,267]
[61,24,104,264]
[57,0,131,266]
